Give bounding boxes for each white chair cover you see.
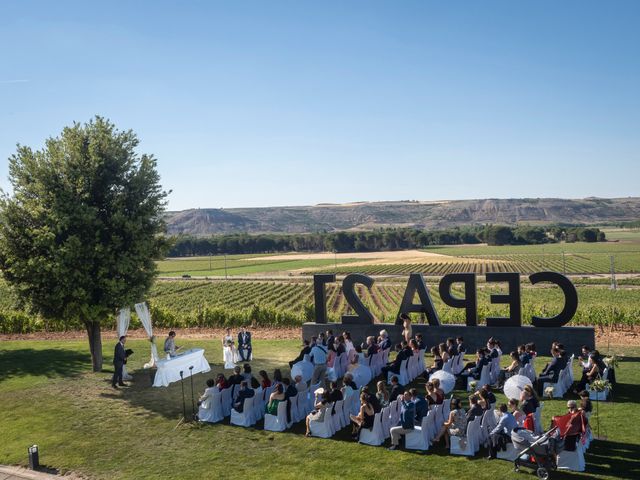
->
[134,302,159,369]
[405,415,430,451]
[230,398,256,427]
[198,388,224,423]
[264,400,288,432]
[358,411,384,446]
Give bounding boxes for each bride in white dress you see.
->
[222,328,238,369]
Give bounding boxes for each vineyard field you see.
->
[1,278,638,333]
[157,255,356,277]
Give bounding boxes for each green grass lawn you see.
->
[0,338,638,479]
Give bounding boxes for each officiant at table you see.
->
[238,326,252,362]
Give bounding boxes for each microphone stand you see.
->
[176,370,187,428]
[189,365,196,420]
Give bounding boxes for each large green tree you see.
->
[0,117,169,371]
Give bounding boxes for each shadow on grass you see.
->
[99,356,291,420]
[0,348,90,383]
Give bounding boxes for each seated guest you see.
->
[272,369,283,388]
[343,331,355,353]
[409,339,420,356]
[376,380,390,408]
[362,386,382,413]
[327,381,343,404]
[574,350,606,393]
[265,383,285,415]
[342,373,357,392]
[283,377,298,422]
[431,378,445,404]
[415,333,426,350]
[215,373,228,391]
[425,381,438,407]
[388,392,416,450]
[242,364,255,384]
[424,346,443,377]
[518,344,530,366]
[466,395,483,422]
[288,340,311,368]
[389,375,404,402]
[578,390,592,415]
[508,398,525,425]
[520,384,539,415]
[364,336,379,358]
[456,336,466,355]
[294,375,307,393]
[378,329,391,351]
[579,345,593,371]
[163,330,181,357]
[477,385,496,407]
[350,392,375,439]
[460,348,489,379]
[446,337,457,358]
[233,381,255,413]
[410,388,428,423]
[258,370,272,389]
[536,346,567,395]
[487,337,500,359]
[283,378,297,399]
[335,335,347,356]
[326,329,336,353]
[198,378,217,406]
[487,404,517,459]
[305,390,330,436]
[250,377,260,389]
[526,342,537,358]
[228,366,244,386]
[434,397,467,449]
[497,351,522,386]
[381,343,408,376]
[439,342,450,365]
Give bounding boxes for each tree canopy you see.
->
[0,117,169,371]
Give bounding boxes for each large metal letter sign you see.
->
[486,272,521,327]
[439,273,478,326]
[341,273,375,325]
[529,271,578,327]
[396,273,440,326]
[313,274,336,324]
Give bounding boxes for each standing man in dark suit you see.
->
[112,335,128,388]
[238,327,252,361]
[325,330,335,353]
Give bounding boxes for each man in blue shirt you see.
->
[487,404,518,459]
[388,392,416,450]
[309,336,327,386]
[410,388,428,424]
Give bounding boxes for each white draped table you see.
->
[153,348,211,387]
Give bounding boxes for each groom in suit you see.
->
[112,335,128,388]
[238,327,252,362]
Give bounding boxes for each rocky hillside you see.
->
[165,197,640,235]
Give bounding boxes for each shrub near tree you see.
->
[0,117,169,371]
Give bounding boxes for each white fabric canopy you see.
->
[153,348,211,387]
[116,308,133,380]
[135,302,159,369]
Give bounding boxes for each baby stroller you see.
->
[512,427,564,480]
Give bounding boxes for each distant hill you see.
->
[165,197,640,235]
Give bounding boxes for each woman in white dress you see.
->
[222,328,237,369]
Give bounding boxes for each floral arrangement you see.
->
[469,380,477,390]
[590,379,612,393]
[544,386,555,398]
[604,354,619,369]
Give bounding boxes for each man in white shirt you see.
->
[309,336,327,386]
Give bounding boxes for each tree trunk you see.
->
[85,320,103,372]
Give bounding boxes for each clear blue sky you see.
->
[1,1,638,210]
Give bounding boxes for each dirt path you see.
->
[2,326,639,346]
